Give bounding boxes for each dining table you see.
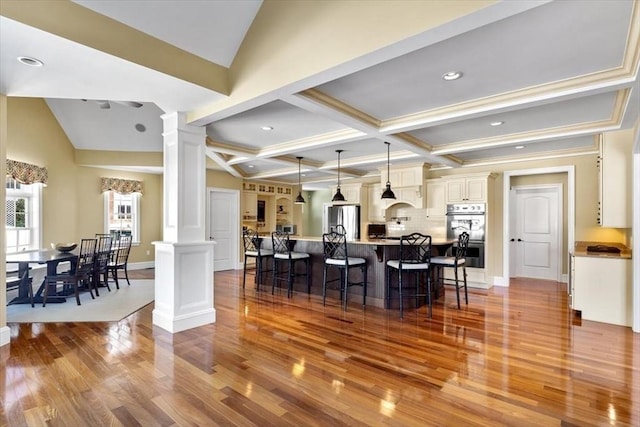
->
[6,249,78,305]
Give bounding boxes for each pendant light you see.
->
[332,149,346,202]
[381,141,396,200]
[294,156,306,204]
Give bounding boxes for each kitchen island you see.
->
[259,235,455,309]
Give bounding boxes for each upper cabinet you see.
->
[425,179,446,217]
[367,183,388,222]
[444,174,490,203]
[258,183,276,195]
[380,163,427,208]
[598,129,633,228]
[330,183,365,205]
[276,185,292,197]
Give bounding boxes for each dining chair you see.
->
[242,229,273,291]
[322,229,367,310]
[43,238,97,306]
[385,233,433,318]
[430,232,469,309]
[92,234,113,295]
[108,234,132,289]
[271,231,310,298]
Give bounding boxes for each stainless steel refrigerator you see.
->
[323,204,361,241]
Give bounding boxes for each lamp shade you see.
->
[295,192,306,204]
[332,187,346,202]
[381,183,396,199]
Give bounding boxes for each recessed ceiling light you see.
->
[248,164,255,168]
[134,123,146,133]
[442,71,462,81]
[17,56,44,67]
[261,126,273,131]
[515,145,525,150]
[490,121,504,126]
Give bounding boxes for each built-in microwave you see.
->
[276,224,296,234]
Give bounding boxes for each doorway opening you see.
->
[501,166,575,286]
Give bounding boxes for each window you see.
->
[104,191,140,243]
[5,177,42,253]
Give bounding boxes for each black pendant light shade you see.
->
[332,149,346,202]
[381,142,396,200]
[295,156,306,204]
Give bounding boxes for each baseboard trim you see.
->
[493,276,510,287]
[129,261,155,270]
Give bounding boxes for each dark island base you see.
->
[250,238,451,311]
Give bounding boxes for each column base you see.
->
[0,325,10,347]
[153,307,216,334]
[152,241,216,333]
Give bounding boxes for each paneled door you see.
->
[513,185,562,281]
[208,189,239,271]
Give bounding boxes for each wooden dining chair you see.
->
[43,238,97,306]
[108,234,132,289]
[92,234,113,295]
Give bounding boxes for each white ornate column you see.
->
[152,112,215,333]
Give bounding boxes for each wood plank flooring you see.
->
[1,270,638,426]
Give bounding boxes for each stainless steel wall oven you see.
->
[446,203,486,268]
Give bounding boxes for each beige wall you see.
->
[6,97,162,263]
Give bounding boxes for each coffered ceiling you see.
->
[1,1,638,189]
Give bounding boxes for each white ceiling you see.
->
[1,1,638,188]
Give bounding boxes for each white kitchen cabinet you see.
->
[331,183,364,205]
[394,186,423,208]
[445,176,487,203]
[367,183,388,222]
[425,179,446,217]
[242,192,258,220]
[378,164,427,207]
[570,254,632,326]
[598,129,633,228]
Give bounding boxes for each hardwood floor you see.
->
[2,270,638,426]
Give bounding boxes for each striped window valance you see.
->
[6,159,48,185]
[101,177,143,195]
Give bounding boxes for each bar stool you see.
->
[430,232,469,309]
[242,229,273,291]
[385,233,432,318]
[322,229,367,310]
[271,231,311,298]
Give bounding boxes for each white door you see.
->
[512,186,562,281]
[208,189,239,271]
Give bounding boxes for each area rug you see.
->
[6,279,154,323]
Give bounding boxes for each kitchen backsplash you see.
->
[385,207,446,238]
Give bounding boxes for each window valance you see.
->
[6,159,48,185]
[100,177,144,195]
